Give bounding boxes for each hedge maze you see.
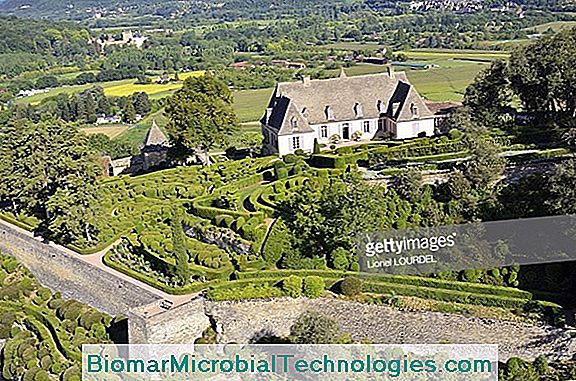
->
[0,253,115,381]
[1,137,566,325]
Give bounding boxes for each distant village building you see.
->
[95,31,148,53]
[261,68,437,156]
[271,60,307,70]
[106,121,171,176]
[95,114,122,125]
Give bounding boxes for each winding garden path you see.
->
[0,218,195,315]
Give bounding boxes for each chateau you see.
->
[261,68,437,156]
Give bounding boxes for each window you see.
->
[363,121,371,133]
[378,119,385,131]
[320,125,328,138]
[292,136,301,150]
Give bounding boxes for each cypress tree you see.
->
[171,208,190,285]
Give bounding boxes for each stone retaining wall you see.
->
[0,221,159,316]
[129,298,210,344]
[206,297,576,362]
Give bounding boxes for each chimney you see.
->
[302,76,311,86]
[265,108,273,124]
[387,65,394,78]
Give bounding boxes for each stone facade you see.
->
[129,298,211,344]
[205,298,576,362]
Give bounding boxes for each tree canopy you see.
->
[0,118,103,246]
[164,74,239,159]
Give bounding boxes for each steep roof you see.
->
[141,120,170,149]
[263,71,434,133]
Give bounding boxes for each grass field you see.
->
[113,110,168,149]
[81,125,129,138]
[15,48,504,121]
[525,20,576,33]
[233,87,273,123]
[396,49,509,102]
[16,71,205,104]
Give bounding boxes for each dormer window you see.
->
[302,108,308,118]
[325,105,334,120]
[410,103,418,117]
[354,102,364,118]
[377,100,385,115]
[290,117,298,130]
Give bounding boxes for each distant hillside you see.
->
[0,15,96,76]
[1,0,573,22]
[0,0,366,21]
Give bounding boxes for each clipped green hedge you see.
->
[103,252,221,295]
[190,200,264,222]
[235,270,533,300]
[205,278,283,301]
[362,280,529,309]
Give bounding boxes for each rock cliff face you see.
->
[205,297,576,362]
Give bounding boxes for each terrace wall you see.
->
[0,220,160,316]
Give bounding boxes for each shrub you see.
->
[283,154,299,164]
[274,161,289,180]
[313,139,321,154]
[338,146,353,155]
[340,277,362,297]
[303,276,324,298]
[262,221,292,265]
[282,276,303,298]
[294,149,306,156]
[449,129,463,140]
[290,311,342,344]
[329,248,349,271]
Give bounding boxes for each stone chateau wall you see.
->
[0,221,159,316]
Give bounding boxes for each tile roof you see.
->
[263,71,434,133]
[141,120,170,148]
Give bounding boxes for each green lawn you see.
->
[233,87,273,123]
[396,50,508,102]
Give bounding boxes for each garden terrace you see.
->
[204,269,563,325]
[310,134,519,169]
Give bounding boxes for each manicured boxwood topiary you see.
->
[303,276,324,298]
[282,276,303,298]
[339,276,363,297]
